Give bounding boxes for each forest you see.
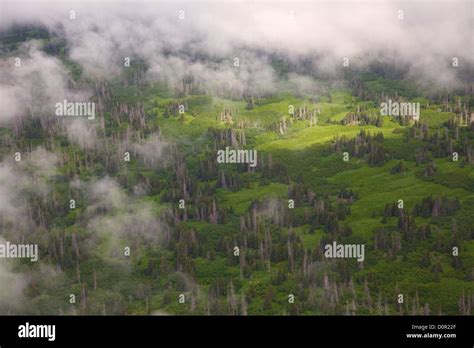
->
[0,2,472,317]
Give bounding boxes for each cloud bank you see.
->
[0,0,471,100]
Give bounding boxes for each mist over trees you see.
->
[0,1,472,316]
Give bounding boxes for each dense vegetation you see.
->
[0,27,472,316]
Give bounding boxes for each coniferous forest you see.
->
[0,1,473,319]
